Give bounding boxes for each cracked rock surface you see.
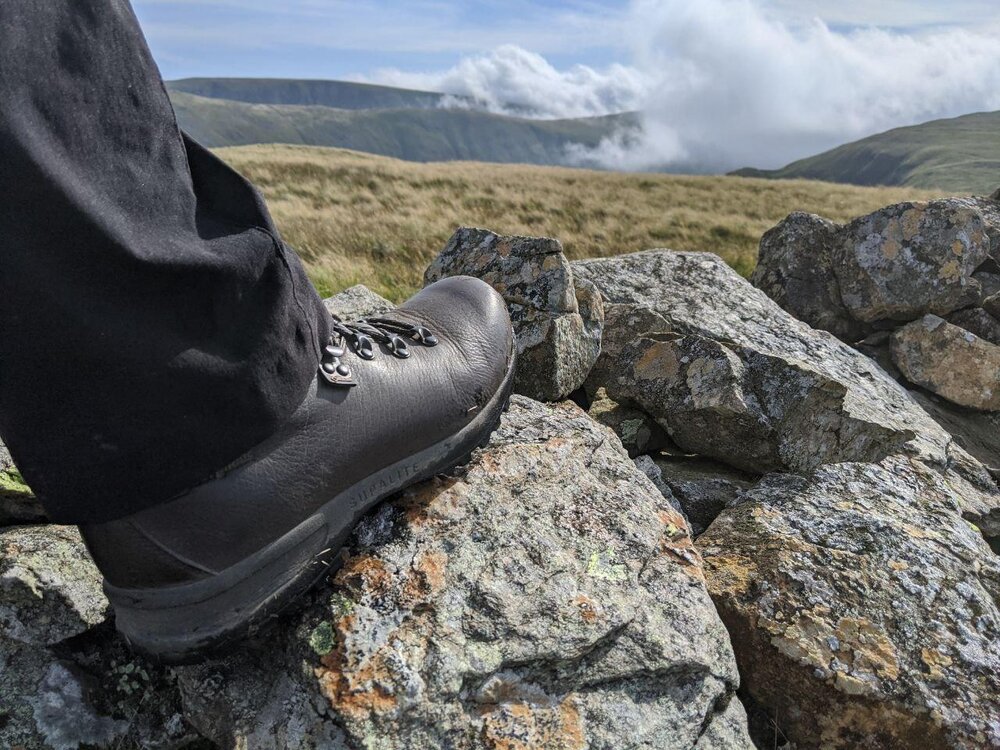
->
[700,456,1000,749]
[179,397,752,749]
[574,250,958,472]
[0,526,125,750]
[426,228,603,401]
[751,211,866,342]
[752,199,1000,339]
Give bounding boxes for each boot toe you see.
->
[399,276,515,395]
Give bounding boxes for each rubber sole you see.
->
[106,350,516,664]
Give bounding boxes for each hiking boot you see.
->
[80,276,515,663]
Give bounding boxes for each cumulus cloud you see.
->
[371,0,1000,172]
[373,45,648,120]
[617,0,1000,171]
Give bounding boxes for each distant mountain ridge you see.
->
[733,111,1000,195]
[166,78,635,167]
[167,77,461,111]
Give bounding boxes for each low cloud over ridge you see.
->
[372,0,1000,173]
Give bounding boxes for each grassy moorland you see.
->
[734,110,1000,195]
[217,144,940,301]
[172,90,635,163]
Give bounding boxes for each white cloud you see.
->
[371,0,1000,172]
[373,45,647,119]
[618,0,1000,171]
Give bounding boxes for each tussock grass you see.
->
[217,144,939,301]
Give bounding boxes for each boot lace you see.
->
[319,315,439,387]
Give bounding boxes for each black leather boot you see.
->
[80,276,515,662]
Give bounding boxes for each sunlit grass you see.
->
[217,144,940,302]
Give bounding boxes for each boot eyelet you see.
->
[355,335,375,360]
[388,335,410,358]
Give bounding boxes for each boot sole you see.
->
[105,348,516,664]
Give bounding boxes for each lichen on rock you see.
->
[574,250,954,472]
[177,397,753,749]
[700,456,1000,749]
[426,228,604,401]
[891,314,1000,411]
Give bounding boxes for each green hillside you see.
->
[169,90,635,165]
[733,111,1000,195]
[167,77,456,110]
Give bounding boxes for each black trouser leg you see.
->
[0,0,329,523]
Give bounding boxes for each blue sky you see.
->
[133,0,999,81]
[132,0,631,80]
[132,0,1000,170]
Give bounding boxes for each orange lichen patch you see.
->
[399,475,462,526]
[634,341,680,381]
[558,698,585,750]
[921,647,953,680]
[658,508,687,533]
[765,608,900,694]
[938,258,962,281]
[316,643,401,721]
[657,509,701,571]
[333,554,394,603]
[315,609,435,722]
[835,617,900,683]
[901,523,937,540]
[572,594,601,624]
[480,695,586,750]
[702,552,758,596]
[401,549,448,606]
[951,239,966,256]
[543,437,570,452]
[750,505,781,522]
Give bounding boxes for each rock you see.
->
[853,330,900,379]
[976,271,1000,300]
[891,314,1000,411]
[174,637,351,749]
[651,455,758,537]
[911,389,1000,477]
[323,284,394,319]
[754,200,1000,340]
[587,388,669,458]
[425,228,603,401]
[751,212,865,341]
[574,251,955,473]
[949,306,1000,345]
[0,438,45,526]
[632,454,757,538]
[632,454,687,519]
[700,456,1000,749]
[584,302,673,401]
[0,525,108,646]
[0,525,124,749]
[984,291,1000,319]
[836,199,991,323]
[177,397,753,749]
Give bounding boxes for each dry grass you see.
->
[217,144,940,302]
